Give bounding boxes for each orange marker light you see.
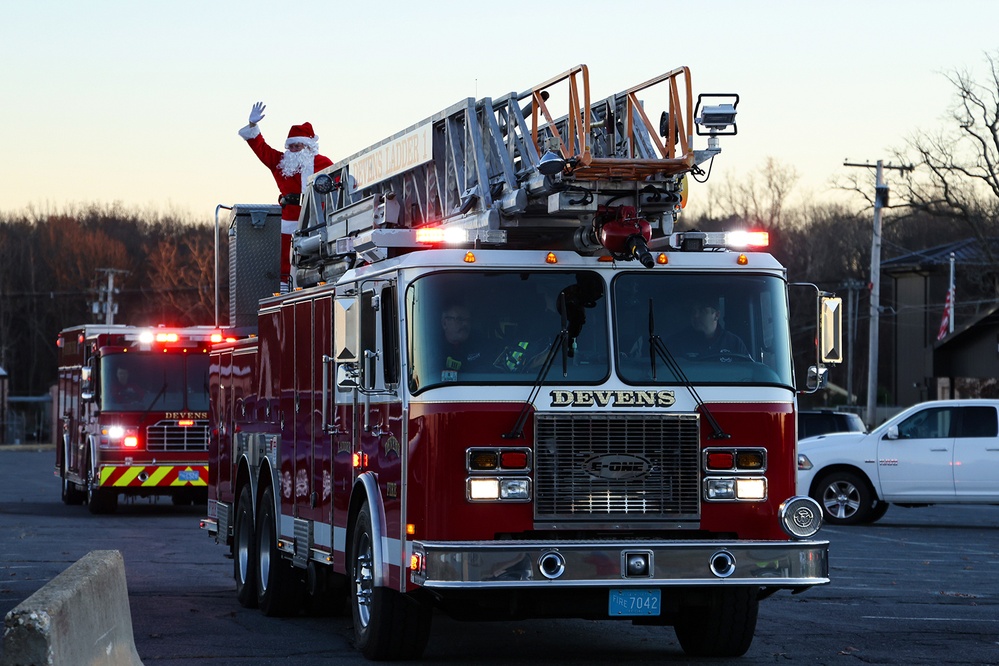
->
[406,523,416,536]
[656,253,668,265]
[464,251,476,263]
[545,252,558,264]
[737,253,749,265]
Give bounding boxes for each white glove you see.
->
[248,102,266,125]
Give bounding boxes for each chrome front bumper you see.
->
[412,539,829,589]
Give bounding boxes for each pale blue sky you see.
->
[2,0,998,222]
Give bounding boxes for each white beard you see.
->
[277,146,317,182]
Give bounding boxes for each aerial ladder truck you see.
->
[204,64,840,660]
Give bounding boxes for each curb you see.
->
[1,550,143,666]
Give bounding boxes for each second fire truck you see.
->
[203,64,839,659]
[56,325,225,513]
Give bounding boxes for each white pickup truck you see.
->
[797,399,999,524]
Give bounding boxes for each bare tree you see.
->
[701,157,800,229]
[890,51,999,282]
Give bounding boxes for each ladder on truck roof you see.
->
[293,64,736,287]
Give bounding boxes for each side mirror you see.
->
[807,365,829,391]
[886,425,899,440]
[80,364,96,402]
[819,296,843,364]
[336,363,359,389]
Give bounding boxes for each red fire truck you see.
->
[203,65,839,659]
[56,325,226,513]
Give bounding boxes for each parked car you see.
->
[798,409,866,440]
[797,399,999,525]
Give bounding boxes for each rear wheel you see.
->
[255,485,301,616]
[233,484,257,608]
[350,503,432,660]
[674,587,759,657]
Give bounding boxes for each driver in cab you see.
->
[668,296,748,360]
[111,367,144,406]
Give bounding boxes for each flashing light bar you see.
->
[411,227,508,246]
[724,230,770,248]
[670,230,769,251]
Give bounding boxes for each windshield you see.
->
[407,271,609,392]
[406,270,793,392]
[614,272,792,386]
[100,353,211,412]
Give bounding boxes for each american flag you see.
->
[936,286,953,341]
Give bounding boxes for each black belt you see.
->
[278,193,301,206]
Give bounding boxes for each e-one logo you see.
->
[549,390,675,408]
[582,454,652,480]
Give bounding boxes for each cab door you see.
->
[877,405,956,500]
[952,405,999,499]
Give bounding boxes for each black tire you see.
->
[674,587,759,657]
[350,503,432,660]
[60,440,86,505]
[61,474,85,505]
[815,470,875,525]
[233,484,257,608]
[61,462,86,506]
[255,485,301,616]
[86,465,118,514]
[867,500,890,523]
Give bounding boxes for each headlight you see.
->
[466,477,531,502]
[704,477,767,501]
[100,425,139,448]
[797,454,813,471]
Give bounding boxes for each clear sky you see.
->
[3,0,998,223]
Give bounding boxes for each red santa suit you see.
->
[238,121,333,282]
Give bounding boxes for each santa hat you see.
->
[285,122,319,150]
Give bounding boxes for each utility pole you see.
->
[840,278,865,405]
[844,159,914,427]
[92,268,129,325]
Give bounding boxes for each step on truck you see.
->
[202,64,841,659]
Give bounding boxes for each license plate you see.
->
[178,470,201,482]
[608,588,661,616]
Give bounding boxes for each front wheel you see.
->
[815,470,876,525]
[350,503,431,660]
[86,465,117,514]
[674,587,759,657]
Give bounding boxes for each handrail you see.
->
[522,65,695,181]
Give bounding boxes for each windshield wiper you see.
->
[142,382,168,422]
[503,294,570,440]
[646,298,729,440]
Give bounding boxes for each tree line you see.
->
[0,204,224,395]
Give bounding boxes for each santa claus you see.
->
[238,102,333,288]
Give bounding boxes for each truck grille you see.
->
[146,420,209,452]
[534,413,700,521]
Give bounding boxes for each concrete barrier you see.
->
[2,550,142,666]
